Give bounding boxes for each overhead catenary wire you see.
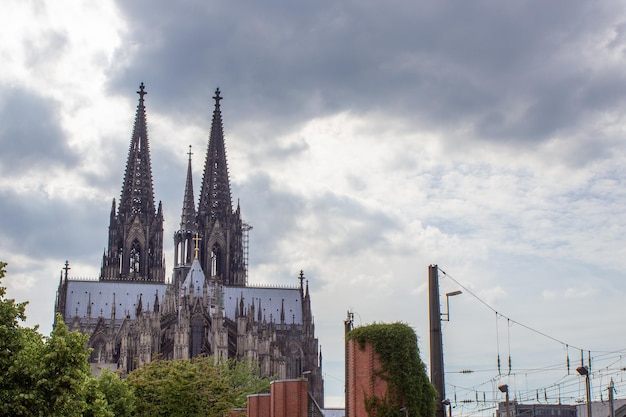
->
[438,266,586,352]
[436,266,626,416]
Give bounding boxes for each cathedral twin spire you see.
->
[198,88,233,225]
[174,88,246,286]
[101,83,243,286]
[119,83,157,220]
[101,83,164,282]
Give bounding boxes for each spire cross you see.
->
[192,233,202,259]
[213,88,222,106]
[63,260,71,281]
[187,145,193,162]
[137,82,147,102]
[298,270,305,289]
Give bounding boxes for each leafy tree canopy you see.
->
[128,356,273,417]
[0,262,132,416]
[0,261,271,416]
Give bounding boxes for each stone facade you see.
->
[54,84,323,406]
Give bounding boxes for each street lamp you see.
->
[498,384,510,417]
[577,366,592,417]
[441,291,462,322]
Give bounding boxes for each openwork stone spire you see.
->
[100,83,165,282]
[198,88,233,224]
[118,82,156,219]
[194,89,245,286]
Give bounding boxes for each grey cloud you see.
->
[0,88,77,175]
[0,188,109,264]
[108,0,626,159]
[234,174,399,268]
[309,192,400,257]
[233,173,307,265]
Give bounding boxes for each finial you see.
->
[298,270,305,290]
[187,145,193,162]
[213,88,222,106]
[63,260,71,282]
[192,233,202,259]
[137,82,147,103]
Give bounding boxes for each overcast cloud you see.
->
[2,0,626,412]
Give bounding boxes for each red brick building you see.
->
[241,379,324,417]
[346,339,388,417]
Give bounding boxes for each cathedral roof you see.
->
[63,280,166,321]
[222,286,303,324]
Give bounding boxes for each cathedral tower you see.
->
[100,83,165,282]
[196,89,246,286]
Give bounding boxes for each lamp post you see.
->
[442,291,462,322]
[429,265,462,417]
[577,366,592,417]
[498,384,510,417]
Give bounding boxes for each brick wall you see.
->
[271,379,308,417]
[247,393,271,417]
[243,379,309,417]
[347,339,388,417]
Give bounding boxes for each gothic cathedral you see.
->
[54,84,324,406]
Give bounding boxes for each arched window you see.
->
[211,244,221,277]
[89,338,106,363]
[191,316,204,358]
[130,240,141,274]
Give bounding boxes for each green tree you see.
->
[220,358,273,407]
[0,261,45,416]
[36,316,92,416]
[87,369,136,417]
[128,356,273,417]
[0,262,123,416]
[348,322,437,417]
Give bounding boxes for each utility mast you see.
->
[429,265,446,417]
[344,311,354,417]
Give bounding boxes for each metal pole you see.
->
[505,389,510,417]
[345,311,353,417]
[609,379,615,417]
[585,374,592,417]
[429,265,446,417]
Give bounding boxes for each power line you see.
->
[437,266,626,416]
[438,266,585,351]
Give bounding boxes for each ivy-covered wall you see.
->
[347,322,437,417]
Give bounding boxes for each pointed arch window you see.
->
[211,244,222,277]
[191,316,204,358]
[130,240,141,274]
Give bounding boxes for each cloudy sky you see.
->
[2,0,626,412]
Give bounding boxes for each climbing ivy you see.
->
[348,322,436,417]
